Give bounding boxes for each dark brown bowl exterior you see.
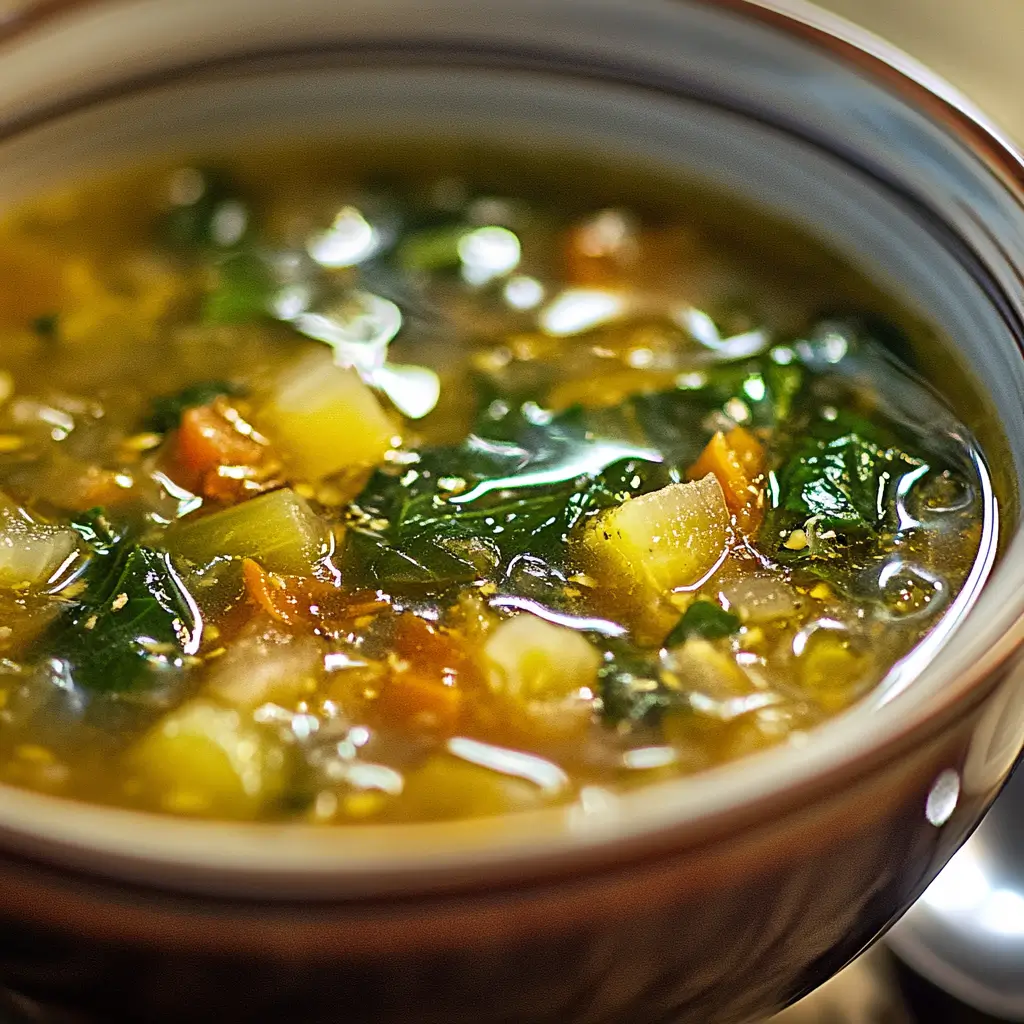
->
[0,661,1020,1024]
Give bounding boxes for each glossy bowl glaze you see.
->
[1,1,1024,1021]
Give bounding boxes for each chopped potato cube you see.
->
[484,613,599,738]
[258,348,396,480]
[399,751,554,821]
[129,699,287,819]
[583,474,729,598]
[0,493,77,589]
[165,487,325,575]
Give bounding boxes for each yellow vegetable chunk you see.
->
[799,631,869,712]
[258,348,396,480]
[129,699,287,819]
[0,493,77,589]
[399,748,559,821]
[483,613,599,738]
[583,473,729,598]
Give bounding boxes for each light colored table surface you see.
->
[821,0,1024,143]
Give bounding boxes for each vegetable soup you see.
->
[0,144,990,822]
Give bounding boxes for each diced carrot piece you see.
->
[172,405,265,492]
[393,614,480,685]
[371,614,481,736]
[725,426,765,478]
[375,672,464,736]
[688,429,766,533]
[242,557,299,626]
[689,432,751,513]
[242,557,388,631]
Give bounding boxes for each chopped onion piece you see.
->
[0,495,78,589]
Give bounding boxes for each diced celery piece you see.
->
[258,348,396,480]
[0,493,77,589]
[128,699,287,819]
[164,487,325,575]
[583,474,729,599]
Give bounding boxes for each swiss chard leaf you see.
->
[40,545,199,694]
[664,601,740,648]
[202,249,276,325]
[769,415,927,538]
[598,644,684,729]
[144,380,243,434]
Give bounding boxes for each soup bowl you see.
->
[0,1,1023,1021]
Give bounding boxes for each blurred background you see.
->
[821,0,1024,140]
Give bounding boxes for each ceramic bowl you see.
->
[1,1,1024,1021]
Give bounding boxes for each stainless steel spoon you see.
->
[888,763,1024,1020]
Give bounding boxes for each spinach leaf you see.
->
[202,249,276,325]
[664,601,740,648]
[344,409,668,593]
[144,380,243,434]
[769,416,927,537]
[40,545,200,694]
[598,644,684,730]
[659,359,805,432]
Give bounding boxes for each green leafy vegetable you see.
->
[343,408,668,593]
[40,545,200,694]
[144,380,243,434]
[202,249,276,325]
[664,601,740,648]
[769,417,927,537]
[598,644,683,729]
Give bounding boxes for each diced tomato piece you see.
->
[172,404,265,493]
[375,672,464,737]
